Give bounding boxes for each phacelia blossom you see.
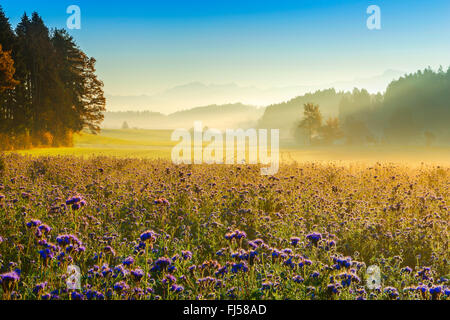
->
[0,270,21,291]
[151,257,172,272]
[170,284,184,293]
[131,268,145,281]
[122,256,135,266]
[154,198,170,205]
[26,219,42,228]
[231,262,249,273]
[291,237,301,246]
[181,251,193,260]
[225,230,247,241]
[306,232,323,244]
[140,230,157,242]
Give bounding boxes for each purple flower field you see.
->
[0,154,448,300]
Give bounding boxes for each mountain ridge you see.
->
[105,70,406,113]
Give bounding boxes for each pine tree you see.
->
[13,13,33,135]
[0,6,15,51]
[27,12,62,141]
[0,6,18,134]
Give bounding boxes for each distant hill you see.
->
[106,83,280,114]
[105,70,406,114]
[102,103,265,130]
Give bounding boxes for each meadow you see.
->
[14,129,450,166]
[0,129,448,300]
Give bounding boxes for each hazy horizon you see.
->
[105,68,407,113]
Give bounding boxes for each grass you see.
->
[12,129,450,166]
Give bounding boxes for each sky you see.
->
[2,0,450,98]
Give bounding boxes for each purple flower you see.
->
[181,251,193,260]
[293,275,304,283]
[333,256,352,268]
[236,230,247,239]
[26,219,42,228]
[306,232,322,244]
[272,249,281,258]
[56,234,81,247]
[140,230,157,242]
[154,198,170,205]
[384,287,399,299]
[151,257,172,272]
[113,265,129,277]
[66,196,81,205]
[416,285,427,294]
[38,224,52,234]
[122,256,135,266]
[33,282,47,294]
[85,289,102,300]
[131,268,145,281]
[261,282,274,290]
[188,265,197,272]
[103,246,116,256]
[168,265,177,273]
[215,266,228,277]
[225,230,247,240]
[231,262,248,273]
[71,291,84,300]
[41,293,51,300]
[113,281,129,293]
[253,239,264,245]
[39,248,54,261]
[170,284,184,293]
[21,192,31,199]
[290,237,301,246]
[197,276,217,286]
[429,286,442,296]
[0,269,21,283]
[299,258,312,267]
[216,249,226,256]
[284,257,296,268]
[416,267,432,281]
[401,266,413,274]
[327,283,342,294]
[162,274,177,284]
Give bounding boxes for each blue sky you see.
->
[1,0,450,96]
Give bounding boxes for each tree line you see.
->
[298,67,450,146]
[0,7,105,150]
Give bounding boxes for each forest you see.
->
[0,7,105,150]
[260,68,450,146]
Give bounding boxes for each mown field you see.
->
[0,129,449,300]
